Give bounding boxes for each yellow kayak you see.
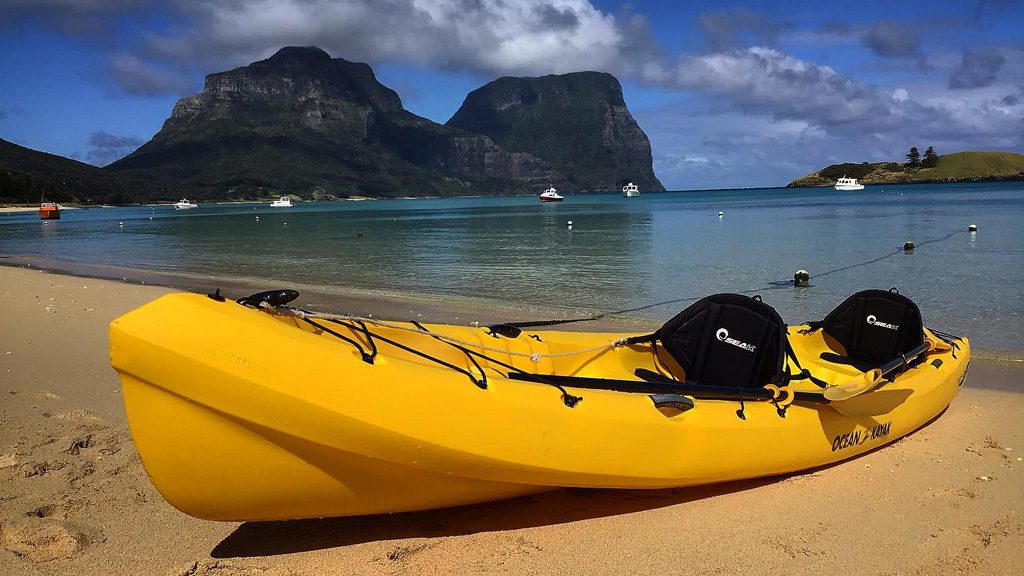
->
[109,291,969,521]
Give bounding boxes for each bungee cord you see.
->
[266,304,632,361]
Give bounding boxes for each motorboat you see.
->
[174,199,198,210]
[834,177,864,191]
[539,187,564,202]
[38,201,60,220]
[270,196,293,208]
[622,182,640,197]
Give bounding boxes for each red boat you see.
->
[38,202,61,220]
[539,186,564,202]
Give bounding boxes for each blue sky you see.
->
[2,0,1022,190]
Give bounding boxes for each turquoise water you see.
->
[2,182,1023,351]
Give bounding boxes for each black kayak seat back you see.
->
[814,288,924,366]
[653,293,787,390]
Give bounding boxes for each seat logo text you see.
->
[866,315,898,330]
[716,328,756,352]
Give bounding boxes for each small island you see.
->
[788,150,1024,187]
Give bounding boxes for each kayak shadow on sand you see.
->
[211,477,777,558]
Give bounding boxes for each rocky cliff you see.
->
[447,72,664,192]
[108,46,661,198]
[108,46,566,197]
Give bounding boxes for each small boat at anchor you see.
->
[174,199,198,210]
[270,196,293,208]
[622,182,640,197]
[834,176,864,191]
[539,186,564,202]
[38,201,60,220]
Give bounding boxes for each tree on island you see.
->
[906,146,921,167]
[922,146,938,167]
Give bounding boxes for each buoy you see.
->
[718,211,724,217]
[567,220,573,228]
[255,216,260,221]
[148,216,153,220]
[118,221,124,228]
[903,241,915,252]
[968,224,977,232]
[793,269,810,287]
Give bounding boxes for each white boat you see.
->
[834,176,864,191]
[539,187,564,202]
[174,199,198,210]
[270,196,293,208]
[622,182,640,197]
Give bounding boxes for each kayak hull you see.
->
[110,294,969,521]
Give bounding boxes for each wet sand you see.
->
[1,264,1022,575]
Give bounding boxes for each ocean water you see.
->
[2,182,1023,351]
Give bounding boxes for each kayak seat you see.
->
[643,293,788,389]
[806,288,925,370]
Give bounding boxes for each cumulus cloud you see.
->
[139,0,658,78]
[107,54,195,96]
[861,21,920,57]
[948,49,1006,89]
[643,48,891,131]
[84,130,143,166]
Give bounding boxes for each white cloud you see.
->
[143,0,655,78]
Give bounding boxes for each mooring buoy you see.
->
[794,269,810,287]
[968,224,977,232]
[904,241,915,252]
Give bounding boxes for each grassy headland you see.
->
[789,151,1024,187]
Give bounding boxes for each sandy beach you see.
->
[1,263,1022,575]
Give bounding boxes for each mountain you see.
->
[788,151,1024,187]
[0,138,190,205]
[447,73,664,192]
[108,46,580,197]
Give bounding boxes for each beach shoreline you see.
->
[2,264,1023,575]
[0,255,661,334]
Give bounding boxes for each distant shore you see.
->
[0,205,80,214]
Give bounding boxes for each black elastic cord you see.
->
[326,317,579,405]
[302,318,374,364]
[735,386,746,420]
[319,318,484,387]
[412,320,487,389]
[355,320,378,363]
[785,342,830,388]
